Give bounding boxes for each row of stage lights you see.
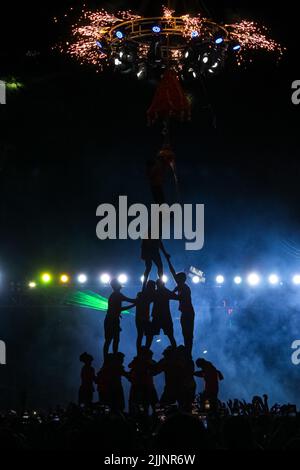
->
[109,27,241,51]
[27,272,300,289]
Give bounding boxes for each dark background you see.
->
[0,1,299,408]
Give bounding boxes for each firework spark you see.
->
[57,5,284,69]
[181,14,203,38]
[58,8,141,68]
[163,5,175,21]
[227,20,284,56]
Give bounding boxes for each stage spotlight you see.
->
[202,54,209,64]
[162,275,168,283]
[234,276,242,285]
[77,274,87,284]
[60,274,70,284]
[28,281,37,289]
[152,25,161,33]
[268,274,279,285]
[232,43,241,51]
[137,64,146,79]
[118,274,128,284]
[292,274,300,285]
[247,273,260,286]
[192,275,200,284]
[191,30,199,38]
[96,41,103,49]
[115,30,124,39]
[216,275,225,285]
[41,273,51,284]
[215,37,224,45]
[100,273,111,284]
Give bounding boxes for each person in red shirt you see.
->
[79,352,96,406]
[194,358,224,411]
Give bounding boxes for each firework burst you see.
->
[227,20,285,57]
[57,5,284,72]
[57,8,141,69]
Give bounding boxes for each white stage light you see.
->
[247,273,260,286]
[268,274,279,285]
[77,274,87,284]
[234,276,242,285]
[100,273,111,284]
[118,274,128,284]
[192,275,200,284]
[216,275,225,285]
[292,274,300,285]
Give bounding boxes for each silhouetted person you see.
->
[96,352,129,412]
[128,347,158,415]
[194,358,224,411]
[148,279,177,348]
[166,257,195,356]
[135,281,156,353]
[141,237,169,290]
[176,346,196,411]
[78,352,95,406]
[146,155,166,204]
[155,346,178,405]
[103,279,135,359]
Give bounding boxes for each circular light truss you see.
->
[97,16,238,79]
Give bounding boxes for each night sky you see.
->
[0,0,299,282]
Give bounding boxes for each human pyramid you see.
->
[79,238,223,414]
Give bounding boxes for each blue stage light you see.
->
[115,30,124,39]
[234,276,242,285]
[152,25,161,33]
[215,37,224,45]
[191,31,199,38]
[233,44,241,51]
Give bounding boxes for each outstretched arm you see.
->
[121,294,136,303]
[121,303,135,312]
[165,254,177,283]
